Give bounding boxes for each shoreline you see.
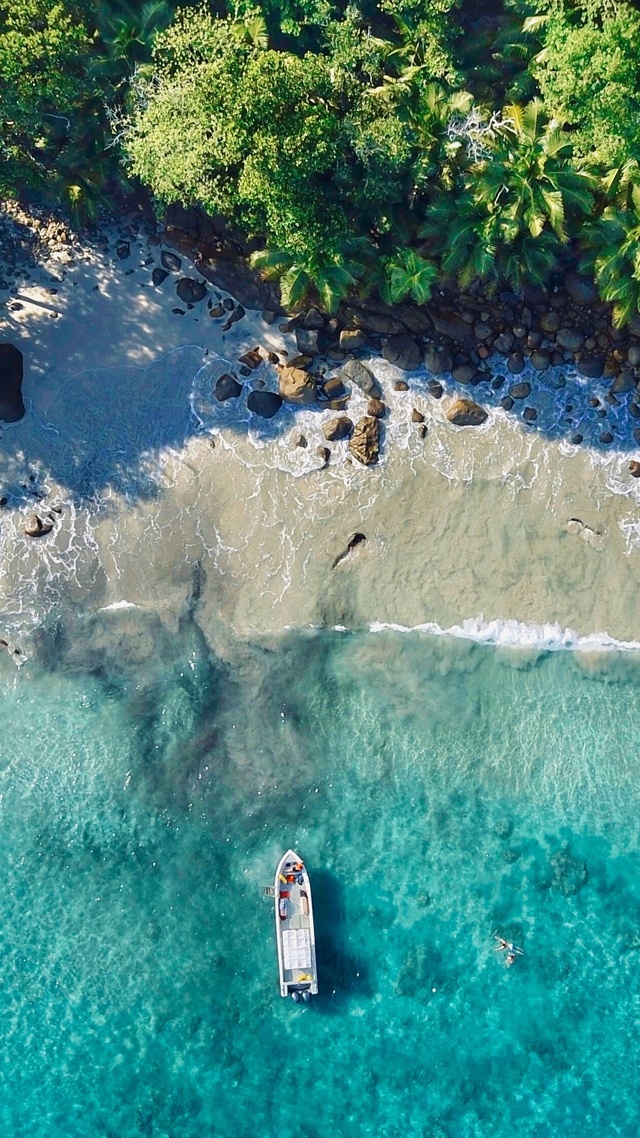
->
[3,206,640,658]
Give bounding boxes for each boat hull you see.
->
[274,849,318,998]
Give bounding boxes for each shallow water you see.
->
[1,617,640,1137]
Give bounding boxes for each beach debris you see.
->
[24,514,54,537]
[151,267,169,286]
[176,278,207,304]
[214,374,242,402]
[565,517,604,548]
[323,416,353,442]
[278,366,317,405]
[339,328,366,352]
[247,390,282,418]
[332,532,366,569]
[161,250,182,272]
[0,343,25,423]
[382,333,421,371]
[337,359,381,399]
[446,398,488,427]
[349,415,380,465]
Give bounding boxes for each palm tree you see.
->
[376,249,438,305]
[579,189,640,327]
[250,241,368,313]
[419,191,498,288]
[473,100,596,244]
[95,0,172,81]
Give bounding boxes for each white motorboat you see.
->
[274,849,318,1001]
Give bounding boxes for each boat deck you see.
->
[276,852,318,996]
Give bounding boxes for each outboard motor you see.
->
[291,990,301,1004]
[301,991,310,1004]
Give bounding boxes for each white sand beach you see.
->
[2,218,640,656]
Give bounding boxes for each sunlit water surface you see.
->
[1,619,639,1137]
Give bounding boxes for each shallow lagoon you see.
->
[1,619,639,1136]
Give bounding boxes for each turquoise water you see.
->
[1,616,640,1136]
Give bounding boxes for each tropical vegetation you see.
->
[1,0,639,320]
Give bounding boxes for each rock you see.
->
[428,310,476,349]
[316,445,331,466]
[223,298,235,311]
[446,398,488,427]
[427,381,443,399]
[176,278,207,304]
[339,328,366,352]
[509,382,532,400]
[247,390,282,419]
[323,375,349,401]
[600,431,614,444]
[540,311,561,333]
[411,408,425,423]
[323,416,353,442]
[550,847,588,896]
[474,321,492,341]
[627,345,640,367]
[629,461,640,478]
[288,354,312,370]
[221,304,246,331]
[24,514,53,537]
[151,267,169,286]
[295,328,319,356]
[501,395,514,411]
[209,304,225,318]
[577,356,605,379]
[564,272,597,307]
[493,332,515,354]
[262,310,277,324]
[349,416,380,465]
[367,398,386,418]
[303,307,324,329]
[628,313,640,336]
[197,256,277,309]
[630,402,640,419]
[341,305,406,335]
[394,380,409,391]
[611,371,635,394]
[556,328,584,353]
[161,251,182,272]
[417,423,428,439]
[293,432,307,448]
[424,344,453,375]
[115,240,130,260]
[452,364,478,385]
[523,406,538,422]
[507,352,525,374]
[279,366,317,405]
[337,359,382,399]
[238,349,262,370]
[382,333,421,371]
[214,374,242,401]
[570,433,583,444]
[530,350,550,371]
[0,343,25,422]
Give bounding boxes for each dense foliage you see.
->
[2,0,640,319]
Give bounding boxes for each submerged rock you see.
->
[349,416,380,465]
[550,847,588,896]
[161,250,182,272]
[214,374,242,402]
[176,278,207,304]
[151,267,169,286]
[0,343,25,422]
[446,398,488,427]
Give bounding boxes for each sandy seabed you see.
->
[2,223,640,657]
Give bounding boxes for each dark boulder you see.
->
[161,251,182,272]
[0,343,25,422]
[214,374,242,401]
[564,272,597,307]
[151,267,169,286]
[446,398,488,426]
[337,359,382,399]
[176,278,207,304]
[247,390,282,419]
[323,416,353,442]
[382,333,421,371]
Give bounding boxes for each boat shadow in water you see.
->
[311,869,371,1013]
